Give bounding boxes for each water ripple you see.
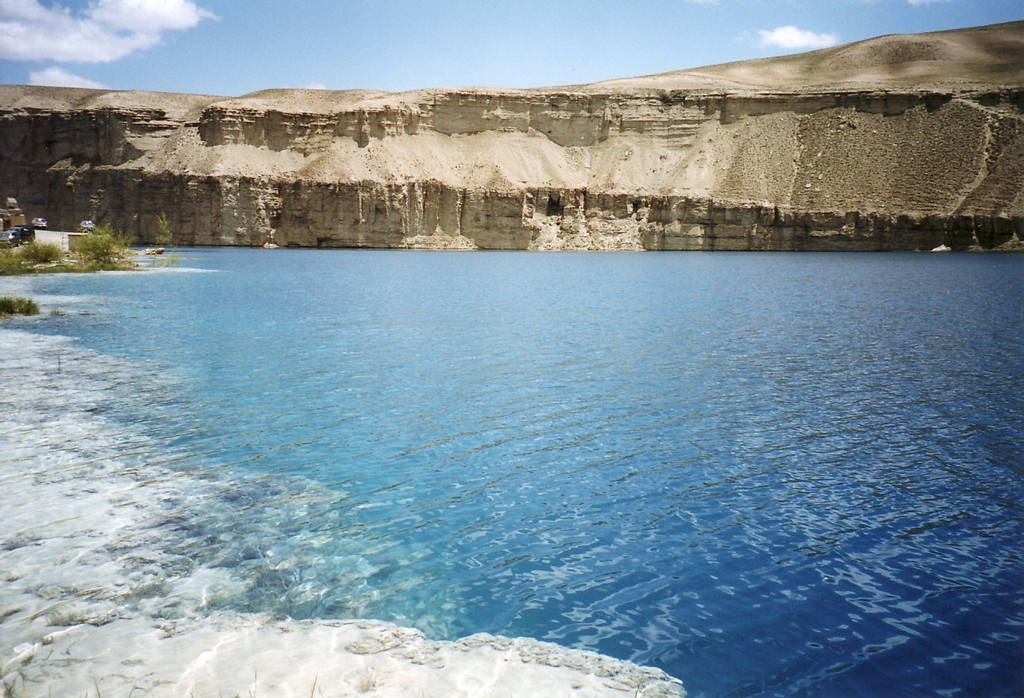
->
[3,250,1023,697]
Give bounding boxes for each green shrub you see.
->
[0,296,39,315]
[0,250,27,275]
[75,224,132,265]
[18,241,63,263]
[155,214,174,247]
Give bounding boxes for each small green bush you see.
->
[75,224,132,265]
[0,296,39,315]
[155,214,174,247]
[18,241,63,263]
[0,250,27,275]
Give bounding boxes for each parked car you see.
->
[5,225,36,246]
[31,217,47,229]
[79,220,95,233]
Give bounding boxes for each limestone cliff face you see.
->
[2,23,1023,250]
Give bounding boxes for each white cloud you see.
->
[304,82,328,90]
[0,0,213,63]
[90,0,214,33]
[29,66,108,89]
[757,25,839,50]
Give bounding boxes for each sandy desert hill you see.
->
[1,20,1022,250]
[590,19,1024,92]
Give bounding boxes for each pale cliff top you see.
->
[1,20,1021,114]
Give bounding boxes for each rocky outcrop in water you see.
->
[1,21,1022,250]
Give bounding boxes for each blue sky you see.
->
[0,0,1021,96]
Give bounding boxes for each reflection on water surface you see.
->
[2,249,1022,697]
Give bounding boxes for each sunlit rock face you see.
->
[1,21,1022,250]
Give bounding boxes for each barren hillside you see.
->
[1,20,1022,250]
[592,20,1024,91]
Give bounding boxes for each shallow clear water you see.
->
[3,249,1023,697]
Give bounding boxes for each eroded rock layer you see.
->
[2,22,1023,250]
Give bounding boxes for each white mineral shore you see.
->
[5,613,684,698]
[0,329,684,698]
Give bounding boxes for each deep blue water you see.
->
[6,249,1024,697]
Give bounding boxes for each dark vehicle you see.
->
[5,225,35,246]
[31,217,47,229]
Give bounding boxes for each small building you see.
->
[1,197,28,230]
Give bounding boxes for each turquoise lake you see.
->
[1,249,1022,697]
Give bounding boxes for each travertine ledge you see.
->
[2,21,1022,250]
[3,613,685,698]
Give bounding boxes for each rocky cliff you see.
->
[2,21,1023,250]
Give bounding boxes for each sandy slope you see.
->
[589,20,1024,92]
[4,20,1022,112]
